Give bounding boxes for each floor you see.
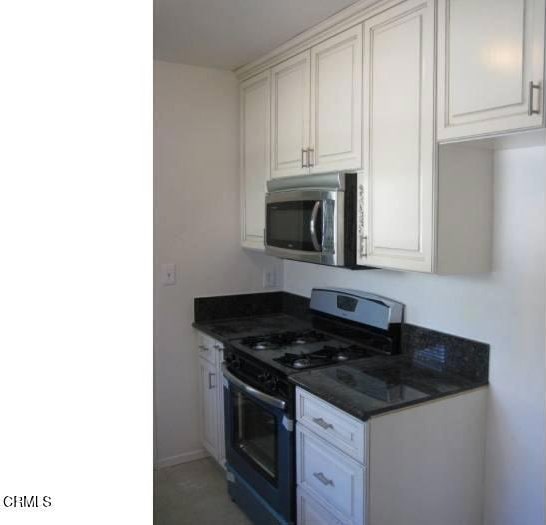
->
[154,458,253,525]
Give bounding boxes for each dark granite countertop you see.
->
[193,313,312,341]
[193,291,489,421]
[289,354,488,422]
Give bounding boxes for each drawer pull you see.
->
[313,472,334,487]
[213,344,222,350]
[199,345,208,351]
[313,417,334,430]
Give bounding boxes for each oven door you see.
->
[265,189,343,266]
[222,365,294,521]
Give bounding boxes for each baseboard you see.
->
[155,448,209,469]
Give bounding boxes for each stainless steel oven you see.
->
[265,172,357,267]
[222,355,294,525]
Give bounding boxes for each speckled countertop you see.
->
[193,291,489,421]
[289,354,488,421]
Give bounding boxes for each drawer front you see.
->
[297,487,349,525]
[297,425,365,524]
[196,332,222,365]
[296,387,366,463]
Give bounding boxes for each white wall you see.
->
[283,145,546,525]
[154,61,281,466]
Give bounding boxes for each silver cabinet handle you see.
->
[301,148,308,168]
[199,344,208,351]
[309,201,322,252]
[213,344,223,350]
[313,472,334,486]
[308,148,314,167]
[312,417,333,430]
[529,81,541,116]
[208,372,216,389]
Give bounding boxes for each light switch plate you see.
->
[161,263,176,286]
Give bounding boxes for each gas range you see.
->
[222,288,404,525]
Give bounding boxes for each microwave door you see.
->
[265,199,323,252]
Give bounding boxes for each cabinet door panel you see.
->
[271,51,311,178]
[199,358,218,459]
[310,25,362,173]
[359,0,434,272]
[240,71,270,249]
[438,0,545,140]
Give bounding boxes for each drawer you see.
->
[296,387,367,463]
[297,487,350,525]
[196,331,223,365]
[297,424,365,524]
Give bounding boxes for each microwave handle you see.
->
[309,200,322,252]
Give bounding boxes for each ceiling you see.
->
[154,0,359,70]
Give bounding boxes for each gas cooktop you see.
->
[232,328,380,371]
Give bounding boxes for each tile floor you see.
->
[154,458,253,525]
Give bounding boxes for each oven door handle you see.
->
[222,364,286,411]
[309,200,322,252]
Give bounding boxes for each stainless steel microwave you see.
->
[264,172,357,267]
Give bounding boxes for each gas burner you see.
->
[239,330,328,351]
[274,344,377,370]
[254,341,274,351]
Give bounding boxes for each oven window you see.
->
[232,390,278,483]
[266,201,322,251]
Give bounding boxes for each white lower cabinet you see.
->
[297,487,349,525]
[196,331,225,467]
[295,386,488,525]
[297,425,365,525]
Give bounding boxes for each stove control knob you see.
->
[257,372,271,383]
[265,376,278,393]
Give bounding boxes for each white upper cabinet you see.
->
[271,51,311,178]
[359,0,435,272]
[310,25,362,173]
[271,26,363,178]
[240,71,270,249]
[437,0,546,141]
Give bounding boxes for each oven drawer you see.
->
[296,387,367,464]
[196,332,223,365]
[296,424,366,524]
[297,487,350,525]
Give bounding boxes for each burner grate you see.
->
[240,330,328,351]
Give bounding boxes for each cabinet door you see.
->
[199,357,218,460]
[359,0,435,272]
[310,25,362,173]
[437,0,545,141]
[215,350,225,468]
[271,51,311,178]
[240,71,270,249]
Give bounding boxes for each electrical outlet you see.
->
[263,268,277,289]
[161,263,176,286]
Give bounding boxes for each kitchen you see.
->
[154,1,546,525]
